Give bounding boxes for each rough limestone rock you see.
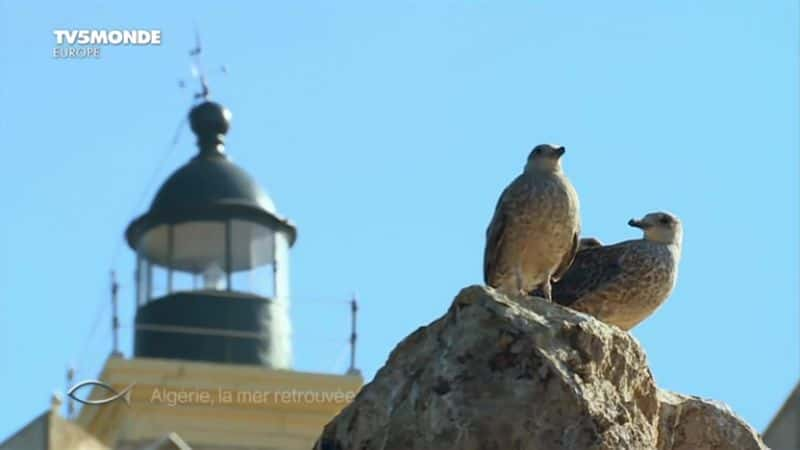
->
[315,285,767,450]
[657,391,767,450]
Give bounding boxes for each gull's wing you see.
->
[552,240,635,307]
[552,231,579,283]
[483,186,511,285]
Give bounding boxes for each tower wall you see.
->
[134,291,290,368]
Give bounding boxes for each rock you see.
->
[315,285,767,450]
[656,390,767,450]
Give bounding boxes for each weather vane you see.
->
[179,27,227,101]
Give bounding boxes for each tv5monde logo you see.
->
[52,29,162,59]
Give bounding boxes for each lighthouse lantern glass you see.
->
[228,219,275,296]
[135,219,280,302]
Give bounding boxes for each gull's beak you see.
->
[555,146,566,158]
[628,218,648,229]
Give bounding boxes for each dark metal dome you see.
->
[150,154,277,215]
[125,101,297,249]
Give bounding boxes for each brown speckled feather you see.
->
[484,173,580,293]
[483,189,509,285]
[552,242,629,307]
[552,237,680,330]
[552,232,579,283]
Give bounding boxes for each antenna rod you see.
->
[111,271,120,356]
[66,366,75,419]
[348,295,358,375]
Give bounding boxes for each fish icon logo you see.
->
[67,380,135,407]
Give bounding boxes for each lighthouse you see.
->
[125,100,295,369]
[51,99,362,449]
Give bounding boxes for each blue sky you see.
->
[0,0,797,440]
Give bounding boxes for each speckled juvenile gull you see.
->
[552,212,683,330]
[484,144,581,300]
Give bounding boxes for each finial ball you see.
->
[189,101,231,139]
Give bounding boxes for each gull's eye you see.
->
[659,216,671,225]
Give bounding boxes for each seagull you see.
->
[552,212,683,330]
[484,144,581,300]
